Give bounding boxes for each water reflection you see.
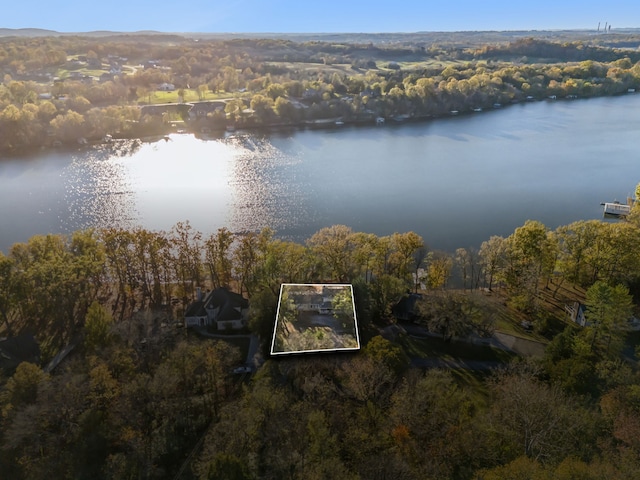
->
[226,134,312,235]
[63,140,141,233]
[62,133,315,239]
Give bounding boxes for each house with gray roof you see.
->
[184,287,249,330]
[187,101,227,120]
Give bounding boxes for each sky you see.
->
[4,0,640,33]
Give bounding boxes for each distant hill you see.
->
[0,28,60,37]
[0,28,173,38]
[2,28,640,47]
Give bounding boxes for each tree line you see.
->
[2,206,640,361]
[2,35,640,150]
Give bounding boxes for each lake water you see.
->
[1,94,640,254]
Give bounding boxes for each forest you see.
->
[1,189,640,478]
[1,33,640,151]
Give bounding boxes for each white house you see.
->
[566,302,588,327]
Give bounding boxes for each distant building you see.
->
[140,103,188,117]
[287,285,346,315]
[187,100,227,120]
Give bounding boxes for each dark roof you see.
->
[206,288,248,321]
[185,288,248,322]
[140,103,188,116]
[188,101,227,113]
[0,333,40,374]
[185,300,207,318]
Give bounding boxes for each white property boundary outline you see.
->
[270,283,361,356]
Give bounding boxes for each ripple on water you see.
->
[224,134,316,234]
[62,141,139,232]
[60,134,317,239]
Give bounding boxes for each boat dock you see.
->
[601,200,632,217]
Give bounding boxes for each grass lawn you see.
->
[140,89,239,105]
[82,68,109,77]
[263,61,357,75]
[398,333,516,363]
[56,67,109,79]
[395,59,461,71]
[419,288,548,343]
[472,286,571,343]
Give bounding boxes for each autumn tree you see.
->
[197,84,208,100]
[367,274,407,322]
[0,252,17,335]
[232,231,261,298]
[249,93,274,122]
[455,247,481,291]
[388,231,425,281]
[274,96,297,122]
[425,251,453,289]
[584,281,633,354]
[503,220,557,312]
[389,369,483,478]
[325,288,349,319]
[170,221,203,304]
[307,225,357,282]
[554,220,604,287]
[416,291,486,341]
[84,301,113,353]
[7,231,105,356]
[486,367,600,465]
[479,236,507,291]
[50,111,86,143]
[363,335,409,374]
[204,228,234,289]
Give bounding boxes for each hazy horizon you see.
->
[5,0,640,35]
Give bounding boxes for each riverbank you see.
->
[2,88,637,159]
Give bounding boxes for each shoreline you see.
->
[2,90,637,158]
